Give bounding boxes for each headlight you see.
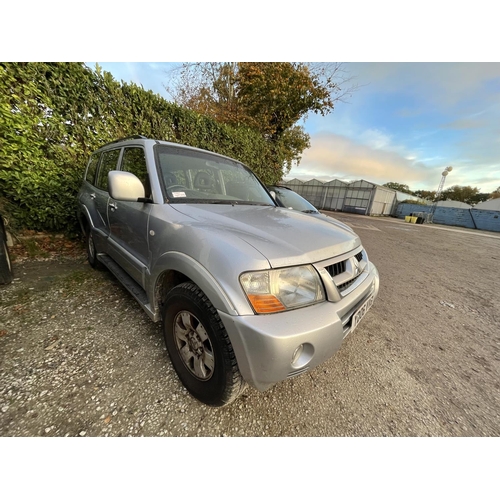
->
[240,265,325,314]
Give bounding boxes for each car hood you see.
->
[309,212,355,233]
[171,204,361,268]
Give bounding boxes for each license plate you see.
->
[350,294,374,334]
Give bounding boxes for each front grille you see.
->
[316,248,367,300]
[325,260,347,277]
[325,252,363,278]
[337,277,358,292]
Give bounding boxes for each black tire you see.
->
[163,282,246,406]
[85,227,102,270]
[0,220,13,285]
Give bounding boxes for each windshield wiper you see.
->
[172,199,273,207]
[302,209,319,213]
[169,199,231,204]
[207,200,273,207]
[239,202,274,206]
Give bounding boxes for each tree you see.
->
[164,62,357,177]
[470,192,490,204]
[164,63,240,123]
[490,187,500,200]
[413,189,437,200]
[441,185,482,205]
[235,63,336,138]
[383,182,412,194]
[164,62,354,130]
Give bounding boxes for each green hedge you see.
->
[0,62,284,233]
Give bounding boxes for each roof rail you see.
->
[103,135,149,147]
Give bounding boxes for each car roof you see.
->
[94,136,243,165]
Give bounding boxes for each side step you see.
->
[98,255,158,321]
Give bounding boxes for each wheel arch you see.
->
[78,205,94,237]
[150,251,241,319]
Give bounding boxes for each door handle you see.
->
[109,202,117,211]
[90,193,96,199]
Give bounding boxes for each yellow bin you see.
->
[409,216,418,223]
[405,216,412,222]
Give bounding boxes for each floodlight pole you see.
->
[429,166,453,222]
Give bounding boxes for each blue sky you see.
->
[86,62,500,194]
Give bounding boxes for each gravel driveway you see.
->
[1,214,499,436]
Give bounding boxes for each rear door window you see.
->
[85,153,101,185]
[96,149,121,192]
[121,147,150,197]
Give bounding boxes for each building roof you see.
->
[324,179,348,187]
[436,200,472,208]
[472,197,500,211]
[303,179,324,185]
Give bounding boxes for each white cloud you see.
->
[359,128,392,149]
[288,132,433,186]
[287,132,500,193]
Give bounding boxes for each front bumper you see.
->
[219,261,379,391]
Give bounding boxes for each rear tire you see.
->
[163,282,246,406]
[0,221,13,285]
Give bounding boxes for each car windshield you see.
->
[271,187,319,213]
[155,145,274,206]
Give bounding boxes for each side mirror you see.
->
[108,171,145,201]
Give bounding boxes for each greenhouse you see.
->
[282,178,423,215]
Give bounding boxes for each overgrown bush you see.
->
[0,62,283,234]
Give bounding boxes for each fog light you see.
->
[291,343,314,369]
[292,344,304,364]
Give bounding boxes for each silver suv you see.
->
[77,136,379,406]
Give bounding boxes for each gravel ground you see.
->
[1,214,499,437]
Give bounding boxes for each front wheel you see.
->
[163,282,246,406]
